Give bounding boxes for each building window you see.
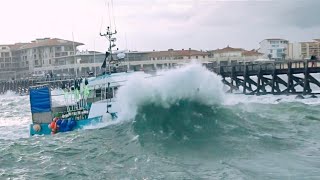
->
[196,56,198,59]
[59,52,68,56]
[1,47,6,50]
[65,46,73,51]
[49,59,51,64]
[270,50,273,53]
[270,41,279,44]
[55,46,62,51]
[203,56,205,59]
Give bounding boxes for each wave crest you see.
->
[116,63,225,121]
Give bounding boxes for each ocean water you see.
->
[1,64,320,179]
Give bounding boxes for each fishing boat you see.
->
[29,27,138,135]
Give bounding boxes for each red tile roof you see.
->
[8,43,29,50]
[211,46,244,53]
[265,38,288,41]
[20,38,84,49]
[148,49,209,58]
[242,50,263,56]
[259,38,288,44]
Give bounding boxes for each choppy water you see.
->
[1,64,320,179]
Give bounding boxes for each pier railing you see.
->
[2,60,320,95]
[204,60,320,95]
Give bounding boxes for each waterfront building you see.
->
[300,39,320,59]
[258,38,289,60]
[0,38,84,80]
[209,46,263,65]
[241,49,264,61]
[287,39,320,60]
[20,38,84,72]
[147,48,210,61]
[288,42,302,60]
[0,43,28,80]
[211,46,244,58]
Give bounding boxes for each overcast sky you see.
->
[1,0,320,52]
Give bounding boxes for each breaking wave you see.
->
[116,62,225,121]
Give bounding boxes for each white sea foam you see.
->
[116,62,225,121]
[224,93,320,106]
[2,62,320,139]
[0,92,30,139]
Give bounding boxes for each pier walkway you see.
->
[1,60,320,96]
[206,60,320,95]
[0,78,76,95]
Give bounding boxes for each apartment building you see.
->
[287,39,320,60]
[211,46,244,58]
[288,42,302,60]
[0,43,29,79]
[300,39,320,59]
[0,45,12,70]
[0,38,84,79]
[147,48,210,61]
[258,39,289,60]
[19,38,83,71]
[209,46,263,64]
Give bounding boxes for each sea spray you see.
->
[1,66,320,179]
[116,62,225,121]
[0,91,30,140]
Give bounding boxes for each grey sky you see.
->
[1,0,320,52]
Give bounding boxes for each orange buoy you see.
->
[33,124,41,132]
[49,121,58,134]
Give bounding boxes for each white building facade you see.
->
[258,39,289,60]
[19,38,83,72]
[147,49,210,61]
[209,46,263,64]
[212,46,244,58]
[288,42,302,60]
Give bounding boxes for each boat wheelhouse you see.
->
[29,26,130,135]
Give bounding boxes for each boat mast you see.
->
[100,26,117,74]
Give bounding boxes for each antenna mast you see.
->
[72,32,77,77]
[100,26,117,74]
[111,0,117,31]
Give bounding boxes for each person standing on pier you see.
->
[311,51,318,67]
